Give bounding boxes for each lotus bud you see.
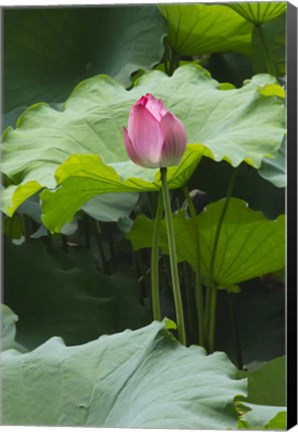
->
[123,94,187,168]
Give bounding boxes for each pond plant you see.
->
[1,2,287,429]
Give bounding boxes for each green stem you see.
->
[207,167,239,353]
[151,192,164,321]
[168,48,180,76]
[183,186,205,348]
[160,167,186,345]
[183,262,193,342]
[163,37,171,76]
[255,24,277,76]
[204,287,212,343]
[208,285,217,353]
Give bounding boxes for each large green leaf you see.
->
[194,199,285,285]
[1,65,285,227]
[40,148,203,232]
[3,6,166,112]
[158,4,253,55]
[4,238,150,349]
[127,198,285,286]
[228,2,286,25]
[2,318,246,427]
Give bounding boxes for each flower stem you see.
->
[183,186,205,348]
[168,48,180,76]
[207,167,239,353]
[204,287,212,345]
[151,192,164,321]
[183,262,194,339]
[208,284,217,353]
[160,167,186,345]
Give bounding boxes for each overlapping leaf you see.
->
[158,4,253,55]
[3,6,166,112]
[82,192,139,222]
[127,198,285,286]
[1,65,285,231]
[2,315,246,428]
[40,148,203,232]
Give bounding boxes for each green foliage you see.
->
[265,411,287,429]
[3,6,166,112]
[236,356,286,429]
[252,13,286,77]
[127,198,285,286]
[201,52,254,88]
[82,192,139,222]
[1,4,287,427]
[189,158,285,219]
[2,317,245,428]
[40,148,202,232]
[2,65,285,224]
[228,2,286,25]
[4,238,151,349]
[216,283,285,368]
[238,405,286,430]
[3,215,23,239]
[239,356,286,406]
[158,4,253,55]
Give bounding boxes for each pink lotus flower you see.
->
[123,94,187,168]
